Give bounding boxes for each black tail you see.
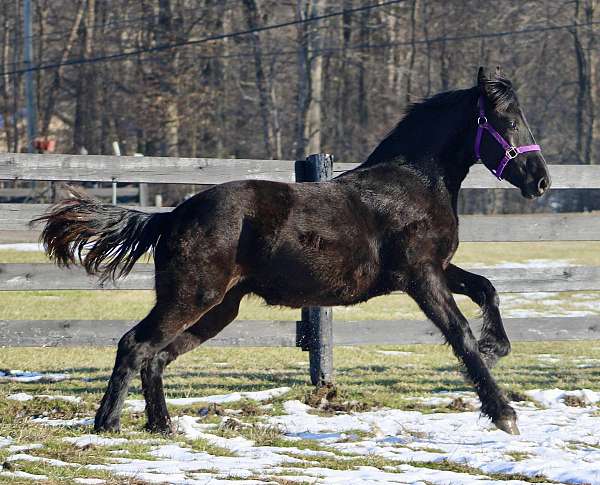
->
[32,186,168,281]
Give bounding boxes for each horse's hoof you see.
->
[94,424,120,434]
[94,418,120,434]
[494,416,520,435]
[145,421,175,435]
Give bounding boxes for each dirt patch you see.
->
[563,395,587,407]
[506,390,529,402]
[447,397,477,412]
[304,384,370,413]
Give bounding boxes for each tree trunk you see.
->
[304,0,324,156]
[242,0,276,158]
[405,0,420,104]
[40,0,85,137]
[1,15,13,151]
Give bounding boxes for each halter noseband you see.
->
[474,95,541,180]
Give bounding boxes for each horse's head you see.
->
[475,67,551,198]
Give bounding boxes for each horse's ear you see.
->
[477,67,486,93]
[495,65,502,78]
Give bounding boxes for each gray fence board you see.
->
[9,203,600,241]
[0,187,139,198]
[458,213,600,241]
[0,319,297,347]
[0,153,298,185]
[1,317,598,347]
[2,263,600,292]
[0,154,595,188]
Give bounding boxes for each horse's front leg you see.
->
[444,263,510,368]
[407,263,518,434]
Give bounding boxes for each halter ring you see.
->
[505,147,518,159]
[477,116,487,126]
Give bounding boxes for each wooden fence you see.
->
[0,152,599,384]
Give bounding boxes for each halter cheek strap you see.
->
[474,95,541,180]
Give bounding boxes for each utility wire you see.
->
[187,19,600,61]
[1,0,406,77]
[3,4,598,76]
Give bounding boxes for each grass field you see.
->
[1,243,600,483]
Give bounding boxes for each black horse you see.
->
[34,67,550,436]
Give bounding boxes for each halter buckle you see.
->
[505,146,518,159]
[477,116,487,126]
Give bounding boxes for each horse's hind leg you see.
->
[140,285,246,433]
[445,264,510,367]
[407,264,518,434]
[94,280,232,433]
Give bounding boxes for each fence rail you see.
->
[1,317,598,348]
[11,204,600,241]
[2,152,600,188]
[0,153,597,368]
[0,263,598,292]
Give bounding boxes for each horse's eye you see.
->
[510,120,518,131]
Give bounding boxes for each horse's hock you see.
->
[1,152,600,384]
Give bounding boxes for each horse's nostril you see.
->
[537,177,549,193]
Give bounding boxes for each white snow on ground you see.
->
[31,417,94,427]
[0,370,70,382]
[0,243,44,252]
[0,470,48,481]
[125,386,291,412]
[469,259,576,269]
[63,435,128,448]
[526,388,600,408]
[8,392,81,403]
[405,391,480,409]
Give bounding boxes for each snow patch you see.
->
[32,417,94,427]
[63,435,128,448]
[526,388,600,408]
[0,243,44,252]
[0,470,48,481]
[125,386,291,412]
[0,370,70,382]
[8,392,81,404]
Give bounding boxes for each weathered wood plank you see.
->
[0,153,593,188]
[0,319,297,347]
[458,213,600,241]
[0,153,298,184]
[332,317,600,345]
[10,203,600,241]
[1,317,598,347]
[1,204,168,232]
[335,164,600,189]
[2,263,600,292]
[0,187,140,198]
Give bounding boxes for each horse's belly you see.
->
[250,257,379,308]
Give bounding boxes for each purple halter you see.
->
[474,95,541,180]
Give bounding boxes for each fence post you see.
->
[295,153,334,387]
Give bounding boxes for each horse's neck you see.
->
[364,89,478,215]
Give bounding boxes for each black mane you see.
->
[364,87,478,166]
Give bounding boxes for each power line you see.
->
[1,0,406,77]
[4,4,598,77]
[187,19,600,61]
